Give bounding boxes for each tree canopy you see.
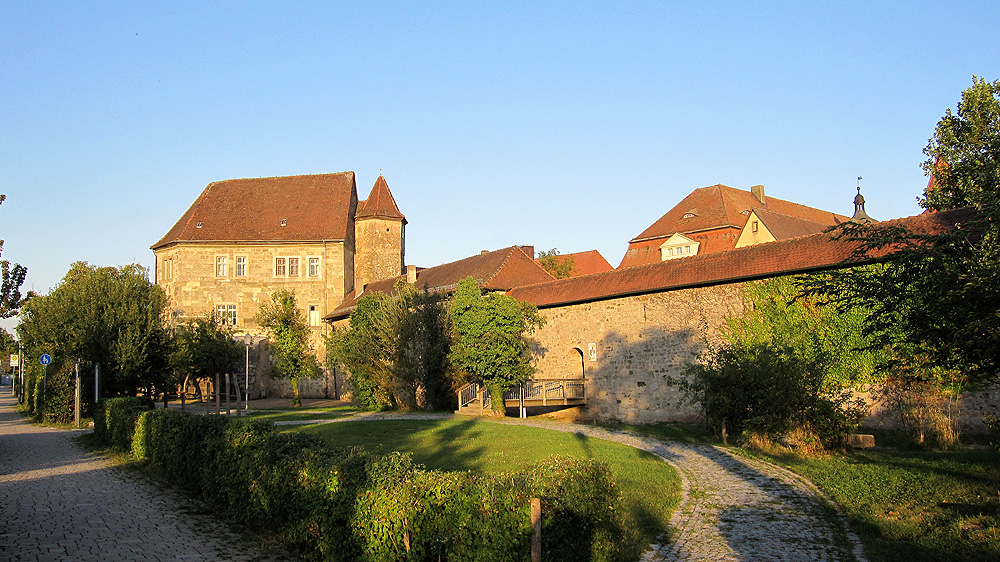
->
[255,289,319,406]
[536,248,575,279]
[170,314,242,398]
[448,277,544,414]
[17,262,171,397]
[0,194,27,318]
[328,280,452,410]
[802,77,1000,386]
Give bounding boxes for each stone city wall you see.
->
[530,283,746,423]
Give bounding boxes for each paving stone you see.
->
[0,390,292,562]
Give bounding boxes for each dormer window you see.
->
[196,222,203,228]
[280,219,287,227]
[682,212,697,219]
[659,233,700,261]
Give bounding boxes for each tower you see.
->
[354,175,406,290]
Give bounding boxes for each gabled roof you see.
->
[534,250,614,278]
[357,175,406,223]
[752,208,833,240]
[630,184,848,243]
[510,208,971,309]
[327,246,554,320]
[618,184,849,269]
[152,173,357,250]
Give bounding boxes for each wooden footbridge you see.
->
[456,379,586,417]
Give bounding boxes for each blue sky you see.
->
[2,1,998,327]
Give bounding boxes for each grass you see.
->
[246,405,358,422]
[292,418,682,557]
[746,441,1000,562]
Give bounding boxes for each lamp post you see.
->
[243,333,252,412]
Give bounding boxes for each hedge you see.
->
[101,403,626,561]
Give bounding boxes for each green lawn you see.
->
[246,405,358,422]
[752,445,1000,562]
[292,418,682,556]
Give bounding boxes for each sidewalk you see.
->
[0,385,293,562]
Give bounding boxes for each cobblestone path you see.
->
[309,412,869,562]
[0,390,291,562]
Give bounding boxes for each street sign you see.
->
[9,354,18,367]
[40,354,51,365]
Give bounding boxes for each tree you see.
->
[448,277,544,415]
[328,290,402,409]
[0,194,28,318]
[170,315,242,404]
[536,248,575,279]
[677,276,871,447]
[802,77,1000,386]
[17,262,171,401]
[328,280,453,411]
[255,290,319,406]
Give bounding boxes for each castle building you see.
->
[151,172,405,334]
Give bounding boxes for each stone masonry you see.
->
[530,283,746,424]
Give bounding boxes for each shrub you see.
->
[679,342,865,448]
[114,408,625,561]
[984,415,1000,451]
[93,396,154,449]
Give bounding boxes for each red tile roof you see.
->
[510,209,971,309]
[327,246,554,320]
[357,175,405,222]
[753,208,833,241]
[619,185,849,268]
[534,250,614,278]
[152,173,357,249]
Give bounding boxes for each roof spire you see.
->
[849,178,877,224]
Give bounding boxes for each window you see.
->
[215,304,237,326]
[215,256,227,277]
[752,221,759,233]
[288,257,300,277]
[275,257,286,276]
[685,246,691,254]
[236,256,247,277]
[308,257,320,277]
[309,305,320,327]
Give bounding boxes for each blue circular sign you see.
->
[40,354,51,365]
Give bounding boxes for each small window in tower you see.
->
[752,221,759,233]
[196,222,203,228]
[280,219,287,226]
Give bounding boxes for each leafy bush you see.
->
[93,396,154,449]
[984,415,1000,451]
[680,342,866,448]
[119,408,624,561]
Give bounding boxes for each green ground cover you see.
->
[752,445,1000,562]
[294,418,682,555]
[246,406,358,422]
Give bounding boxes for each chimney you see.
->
[519,245,535,259]
[406,264,417,284]
[751,185,765,205]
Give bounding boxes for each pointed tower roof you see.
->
[357,175,406,223]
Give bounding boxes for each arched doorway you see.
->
[570,347,585,379]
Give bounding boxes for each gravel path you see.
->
[295,411,869,562]
[0,390,291,562]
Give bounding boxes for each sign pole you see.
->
[74,360,81,428]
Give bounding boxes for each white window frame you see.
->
[274,257,287,277]
[235,256,247,277]
[215,256,227,277]
[288,257,300,277]
[307,256,321,277]
[214,304,237,326]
